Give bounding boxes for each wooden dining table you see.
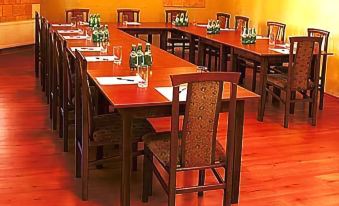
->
[51,23,260,206]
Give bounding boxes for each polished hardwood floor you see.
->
[0,47,339,206]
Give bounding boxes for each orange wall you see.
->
[227,0,339,97]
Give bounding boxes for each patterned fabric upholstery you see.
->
[218,16,229,29]
[292,41,315,90]
[91,113,155,145]
[144,132,225,168]
[182,81,221,167]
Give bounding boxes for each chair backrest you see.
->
[65,9,90,23]
[74,50,96,140]
[35,12,41,45]
[234,15,249,30]
[287,36,323,91]
[169,72,240,168]
[165,10,187,23]
[117,9,140,23]
[307,28,330,53]
[217,12,231,29]
[63,45,76,104]
[40,17,49,67]
[267,21,286,42]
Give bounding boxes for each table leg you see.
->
[160,31,168,51]
[258,58,268,121]
[230,48,238,72]
[220,45,227,72]
[188,34,196,64]
[121,111,132,206]
[147,34,153,44]
[197,39,206,66]
[231,101,245,204]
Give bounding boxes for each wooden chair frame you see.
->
[308,28,330,110]
[234,16,249,30]
[35,12,41,78]
[261,36,323,128]
[267,21,286,42]
[217,12,231,29]
[142,72,240,206]
[117,9,140,23]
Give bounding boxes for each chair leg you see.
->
[52,97,57,130]
[319,86,325,110]
[96,146,104,169]
[290,91,296,114]
[132,142,138,171]
[312,89,319,126]
[260,85,269,121]
[198,170,205,197]
[63,112,69,152]
[181,43,185,59]
[208,49,212,69]
[82,149,89,201]
[284,91,291,128]
[252,65,258,92]
[75,141,81,178]
[142,146,153,202]
[214,52,219,71]
[171,44,175,54]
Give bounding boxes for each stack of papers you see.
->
[51,23,73,27]
[155,85,187,101]
[71,47,102,52]
[220,28,235,31]
[85,56,117,62]
[96,76,143,85]
[63,35,88,40]
[57,29,82,34]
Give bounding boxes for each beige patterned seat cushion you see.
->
[144,132,226,168]
[92,113,155,145]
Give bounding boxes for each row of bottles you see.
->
[207,20,221,34]
[89,14,101,28]
[241,28,257,44]
[173,13,189,26]
[92,25,110,42]
[129,43,153,69]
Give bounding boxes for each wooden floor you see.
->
[1,47,339,206]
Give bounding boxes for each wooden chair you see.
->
[142,72,240,206]
[261,36,323,128]
[74,50,155,200]
[204,13,231,71]
[65,9,90,23]
[165,10,190,59]
[234,16,249,30]
[117,9,140,23]
[50,31,60,131]
[308,28,330,110]
[40,17,49,94]
[35,12,41,78]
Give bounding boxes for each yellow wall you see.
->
[40,0,231,23]
[40,0,339,96]
[228,0,339,97]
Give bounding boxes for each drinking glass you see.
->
[269,32,276,47]
[113,46,122,65]
[137,65,149,88]
[85,29,92,41]
[100,42,108,54]
[196,66,208,73]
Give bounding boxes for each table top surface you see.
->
[52,22,260,109]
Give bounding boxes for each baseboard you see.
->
[0,44,34,55]
[325,92,339,99]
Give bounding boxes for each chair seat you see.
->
[144,132,225,168]
[92,114,155,145]
[267,74,288,89]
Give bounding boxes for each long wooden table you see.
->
[51,23,259,206]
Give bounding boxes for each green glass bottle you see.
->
[144,43,153,66]
[97,14,101,27]
[104,25,109,42]
[129,44,138,69]
[136,43,144,66]
[89,14,93,27]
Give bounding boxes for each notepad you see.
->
[96,76,143,85]
[85,56,117,62]
[256,36,269,40]
[71,47,102,52]
[57,29,82,34]
[63,35,88,40]
[269,48,290,54]
[220,28,235,31]
[196,24,208,28]
[155,85,187,101]
[125,22,141,26]
[51,23,73,27]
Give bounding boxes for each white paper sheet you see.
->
[63,35,88,40]
[155,85,187,102]
[196,24,208,28]
[96,76,143,85]
[125,22,141,26]
[269,48,290,54]
[220,28,235,31]
[51,23,73,27]
[71,47,103,52]
[57,29,82,34]
[256,35,269,40]
[79,22,89,26]
[85,56,117,62]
